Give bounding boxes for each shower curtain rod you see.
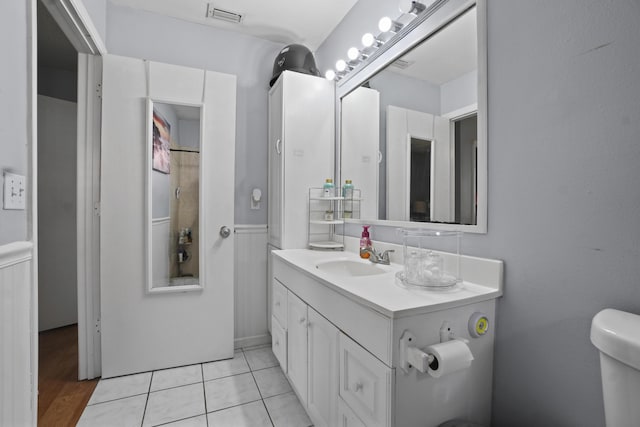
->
[170,148,200,154]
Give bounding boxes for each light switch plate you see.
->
[3,172,26,210]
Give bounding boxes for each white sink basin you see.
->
[315,259,390,277]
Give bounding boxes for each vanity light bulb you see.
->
[379,16,392,32]
[325,69,336,80]
[335,59,347,72]
[347,47,360,61]
[361,33,375,48]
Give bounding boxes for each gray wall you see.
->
[319,0,640,426]
[106,2,283,224]
[0,1,29,245]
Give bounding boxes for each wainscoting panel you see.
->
[0,242,34,427]
[234,225,270,348]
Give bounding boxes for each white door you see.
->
[99,54,236,377]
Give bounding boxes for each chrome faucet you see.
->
[360,247,395,265]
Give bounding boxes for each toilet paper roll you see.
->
[425,340,474,378]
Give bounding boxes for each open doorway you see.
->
[409,137,432,222]
[36,1,102,424]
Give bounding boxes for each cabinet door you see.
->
[267,81,283,247]
[287,291,308,404]
[339,333,393,427]
[307,308,339,427]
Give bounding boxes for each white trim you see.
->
[0,242,33,269]
[41,0,107,55]
[27,0,39,421]
[234,224,268,234]
[77,53,103,380]
[234,334,271,350]
[442,102,478,120]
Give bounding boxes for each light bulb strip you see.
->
[324,1,433,82]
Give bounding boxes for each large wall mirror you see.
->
[146,99,205,292]
[337,0,486,233]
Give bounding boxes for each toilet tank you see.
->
[591,309,640,427]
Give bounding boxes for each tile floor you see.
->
[77,344,313,427]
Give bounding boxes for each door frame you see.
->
[36,0,107,380]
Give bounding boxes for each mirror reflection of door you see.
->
[410,137,432,222]
[453,113,477,225]
[151,102,201,289]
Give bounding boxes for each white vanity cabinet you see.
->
[267,71,334,250]
[271,279,340,427]
[271,249,503,427]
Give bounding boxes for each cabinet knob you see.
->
[354,382,364,392]
[275,301,280,307]
[275,138,282,155]
[299,317,306,324]
[274,340,279,346]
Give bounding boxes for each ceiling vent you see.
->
[205,4,243,23]
[391,58,414,70]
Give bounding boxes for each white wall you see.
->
[318,1,640,426]
[37,95,78,331]
[106,2,283,225]
[0,1,29,245]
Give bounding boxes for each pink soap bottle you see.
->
[359,226,372,259]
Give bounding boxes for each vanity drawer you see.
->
[272,278,288,327]
[271,316,287,372]
[337,397,367,427]
[339,333,392,427]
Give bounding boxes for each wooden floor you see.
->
[38,324,98,426]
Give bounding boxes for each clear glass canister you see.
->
[396,229,462,290]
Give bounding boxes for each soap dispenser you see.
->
[360,225,372,259]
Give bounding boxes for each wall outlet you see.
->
[3,172,26,210]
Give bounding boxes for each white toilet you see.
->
[591,308,640,427]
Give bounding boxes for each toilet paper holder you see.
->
[399,329,470,374]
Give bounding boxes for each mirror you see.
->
[338,0,486,233]
[147,99,204,292]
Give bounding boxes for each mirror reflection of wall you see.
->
[151,102,201,289]
[341,5,479,226]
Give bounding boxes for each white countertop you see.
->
[273,248,503,318]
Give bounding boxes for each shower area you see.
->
[151,102,201,288]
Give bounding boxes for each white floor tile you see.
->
[253,366,292,398]
[77,394,147,427]
[204,372,262,412]
[244,346,279,371]
[207,400,273,427]
[264,392,312,427]
[202,351,250,381]
[143,383,205,426]
[88,372,152,405]
[160,414,208,427]
[150,364,203,392]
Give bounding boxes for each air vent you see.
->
[391,58,414,70]
[206,4,243,23]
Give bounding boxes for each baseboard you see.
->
[234,333,271,350]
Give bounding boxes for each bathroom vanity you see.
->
[271,247,502,427]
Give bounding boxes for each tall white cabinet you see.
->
[267,71,335,250]
[267,71,334,332]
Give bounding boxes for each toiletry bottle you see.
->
[360,225,372,258]
[342,179,354,199]
[323,178,334,197]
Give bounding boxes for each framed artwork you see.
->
[152,109,171,174]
